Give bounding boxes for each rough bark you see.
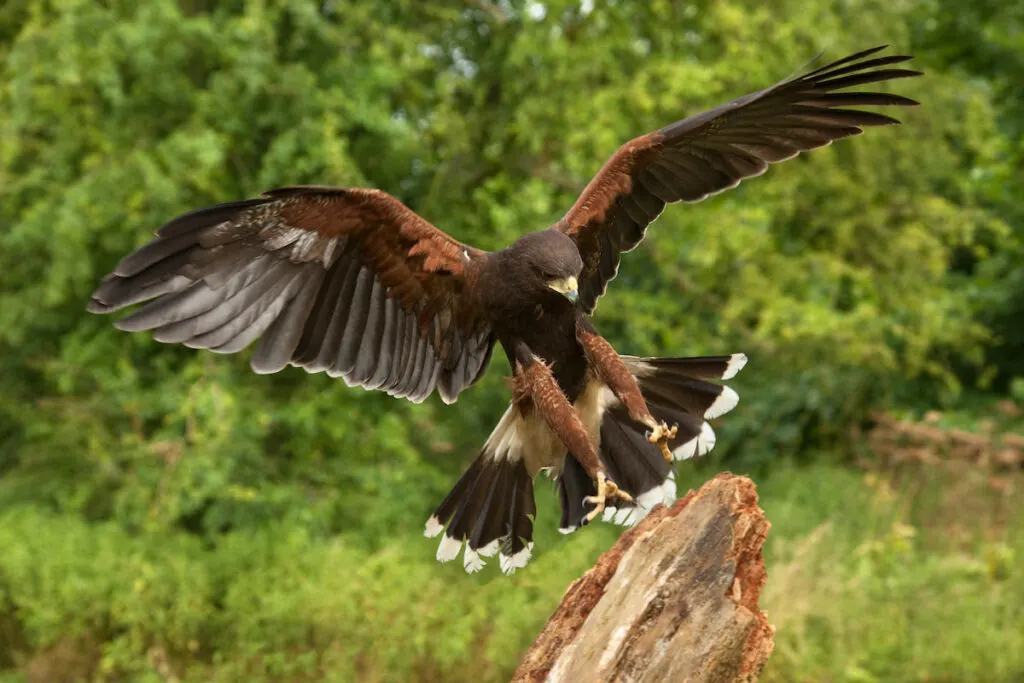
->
[513,472,774,683]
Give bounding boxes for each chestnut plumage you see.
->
[90,47,920,574]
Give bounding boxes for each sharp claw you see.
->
[647,422,678,443]
[583,472,632,524]
[608,481,633,504]
[648,422,678,462]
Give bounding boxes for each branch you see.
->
[514,473,774,682]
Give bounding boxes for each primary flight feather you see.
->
[89,46,920,574]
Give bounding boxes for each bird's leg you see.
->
[577,318,677,462]
[512,347,632,522]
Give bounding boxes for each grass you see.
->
[758,461,1024,683]
[1,458,1022,682]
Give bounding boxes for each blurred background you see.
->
[1,1,1022,681]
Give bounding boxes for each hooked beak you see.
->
[548,276,579,304]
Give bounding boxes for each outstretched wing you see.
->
[555,45,922,313]
[89,186,495,404]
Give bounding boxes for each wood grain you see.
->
[513,473,774,683]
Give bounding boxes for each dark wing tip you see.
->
[798,42,922,95]
[880,93,922,107]
[86,298,113,314]
[855,43,890,56]
[87,275,122,313]
[811,68,923,96]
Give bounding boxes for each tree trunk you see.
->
[513,473,774,683]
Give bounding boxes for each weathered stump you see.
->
[514,473,774,682]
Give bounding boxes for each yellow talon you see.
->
[648,422,678,462]
[583,472,633,524]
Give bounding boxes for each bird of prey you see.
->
[89,46,920,574]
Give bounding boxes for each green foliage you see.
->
[2,465,1021,681]
[908,0,1024,390]
[760,463,1024,683]
[1,0,1022,679]
[0,494,619,681]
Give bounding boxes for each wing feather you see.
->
[352,277,387,383]
[89,187,495,404]
[252,272,323,374]
[337,265,374,378]
[316,255,363,375]
[366,297,399,390]
[384,308,411,393]
[556,46,921,313]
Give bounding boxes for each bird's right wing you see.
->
[89,186,495,404]
[555,45,922,313]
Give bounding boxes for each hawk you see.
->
[88,46,920,574]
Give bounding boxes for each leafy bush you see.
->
[2,462,1021,681]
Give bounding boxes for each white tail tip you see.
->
[722,353,748,380]
[436,534,463,563]
[705,385,740,419]
[674,421,717,460]
[424,515,444,538]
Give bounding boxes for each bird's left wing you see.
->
[89,186,495,404]
[555,45,922,313]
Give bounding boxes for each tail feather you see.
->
[559,407,678,533]
[639,375,740,420]
[643,395,717,460]
[622,353,748,380]
[557,455,597,534]
[500,475,537,574]
[600,414,672,486]
[425,405,536,575]
[468,469,510,550]
[559,353,747,532]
